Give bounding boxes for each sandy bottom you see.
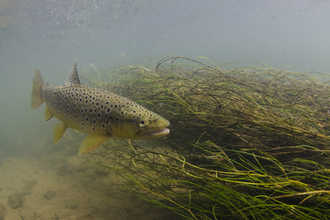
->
[0,134,178,220]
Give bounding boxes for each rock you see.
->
[70,204,78,209]
[65,203,78,209]
[44,190,56,200]
[0,203,7,220]
[57,165,73,175]
[94,169,109,176]
[22,179,38,195]
[8,193,26,209]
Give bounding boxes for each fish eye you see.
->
[139,120,146,127]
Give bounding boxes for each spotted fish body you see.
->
[31,62,170,154]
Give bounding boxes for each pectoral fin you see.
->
[78,134,111,155]
[45,104,53,121]
[54,123,67,144]
[31,68,45,109]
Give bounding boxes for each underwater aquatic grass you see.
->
[84,56,330,219]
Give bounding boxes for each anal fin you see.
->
[54,123,67,144]
[45,104,54,121]
[78,134,111,155]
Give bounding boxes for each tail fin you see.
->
[31,68,45,109]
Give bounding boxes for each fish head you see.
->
[109,111,170,140]
[134,115,170,140]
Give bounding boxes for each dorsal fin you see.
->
[64,61,81,86]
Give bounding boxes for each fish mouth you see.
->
[143,128,170,137]
[139,119,170,139]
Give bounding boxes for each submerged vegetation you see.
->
[84,56,330,220]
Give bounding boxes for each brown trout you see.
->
[31,62,170,154]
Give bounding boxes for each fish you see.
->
[31,62,170,154]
